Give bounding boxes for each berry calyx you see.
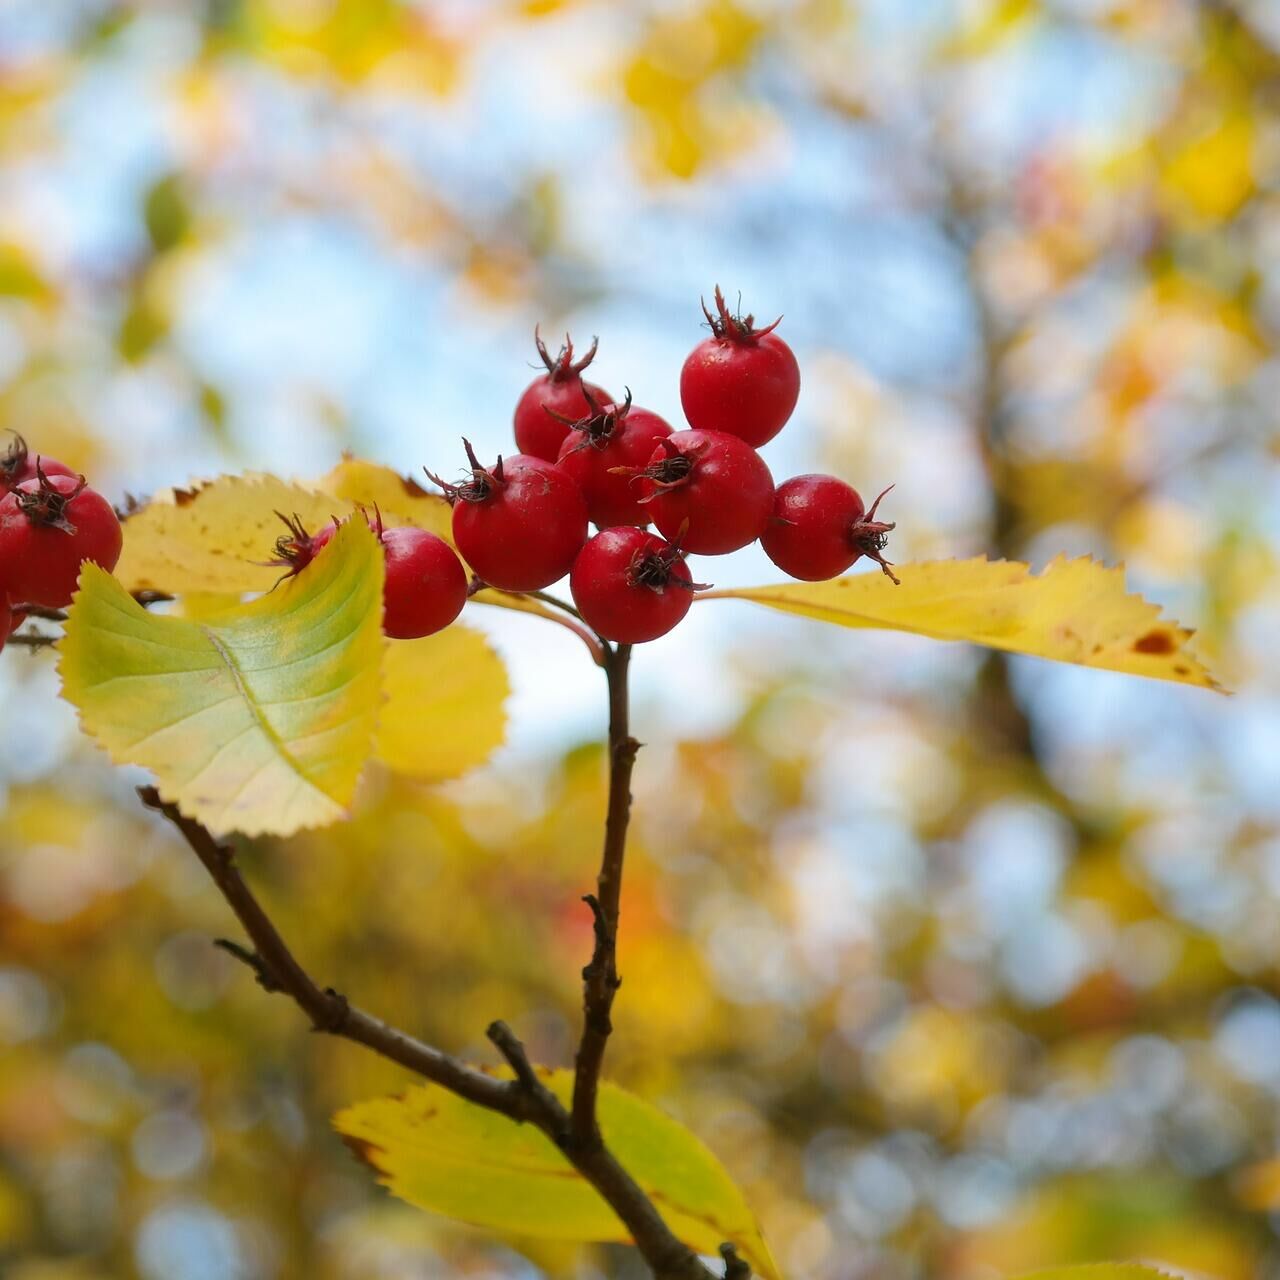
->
[429,441,588,592]
[761,474,899,583]
[265,510,336,575]
[554,389,674,528]
[0,434,76,494]
[570,526,706,644]
[679,286,800,448]
[625,429,774,555]
[266,510,468,639]
[0,466,123,608]
[513,328,614,462]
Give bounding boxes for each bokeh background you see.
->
[2,1,1280,1277]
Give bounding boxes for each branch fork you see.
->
[136,633,745,1280]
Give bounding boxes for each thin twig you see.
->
[571,642,638,1144]
[487,1020,569,1131]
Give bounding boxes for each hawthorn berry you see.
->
[0,467,123,609]
[0,434,76,494]
[679,287,800,448]
[429,441,587,592]
[570,527,704,644]
[271,512,467,640]
[761,473,899,583]
[513,330,613,463]
[627,429,774,555]
[554,390,673,528]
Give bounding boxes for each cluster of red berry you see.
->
[0,437,123,653]
[1,290,897,656]
[444,286,897,643]
[279,289,897,647]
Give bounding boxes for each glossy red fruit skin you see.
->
[312,521,467,639]
[515,375,613,463]
[637,429,773,555]
[451,454,588,591]
[761,473,898,582]
[513,332,613,462]
[0,474,123,608]
[761,474,865,580]
[0,438,76,494]
[377,527,467,639]
[570,527,694,644]
[556,405,672,528]
[679,290,800,448]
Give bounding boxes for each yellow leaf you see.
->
[318,458,453,541]
[58,521,385,837]
[334,1076,781,1280]
[701,557,1221,690]
[1161,109,1255,223]
[115,473,347,595]
[375,625,508,781]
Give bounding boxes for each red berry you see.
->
[761,474,899,583]
[513,330,613,462]
[0,434,77,494]
[570,527,703,644]
[376,527,467,639]
[430,441,587,592]
[0,469,123,609]
[679,287,800,448]
[630,429,773,555]
[271,513,467,639]
[555,390,673,528]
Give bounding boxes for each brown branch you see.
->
[571,642,638,1143]
[138,782,719,1280]
[7,633,59,649]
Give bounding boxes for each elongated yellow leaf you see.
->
[59,521,385,837]
[701,557,1220,690]
[334,1076,781,1280]
[375,624,509,780]
[115,473,347,595]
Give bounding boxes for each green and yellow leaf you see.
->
[374,624,509,780]
[333,1076,781,1280]
[59,520,385,837]
[702,556,1220,690]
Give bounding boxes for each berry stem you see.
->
[571,642,636,1144]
